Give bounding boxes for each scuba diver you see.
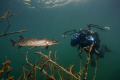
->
[62,24,111,66]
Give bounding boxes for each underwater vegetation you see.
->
[0,43,97,80]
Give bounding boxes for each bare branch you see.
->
[35,51,78,80]
[0,29,28,37]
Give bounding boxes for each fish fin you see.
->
[29,46,34,49]
[10,39,16,48]
[19,35,25,40]
[46,46,49,50]
[41,46,45,48]
[18,46,23,49]
[41,46,49,50]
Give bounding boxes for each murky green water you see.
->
[0,0,120,80]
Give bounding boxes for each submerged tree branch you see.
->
[35,51,79,80]
[0,29,28,37]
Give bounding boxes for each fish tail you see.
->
[10,39,16,48]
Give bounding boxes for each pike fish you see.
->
[10,35,60,49]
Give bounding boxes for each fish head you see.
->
[47,39,60,45]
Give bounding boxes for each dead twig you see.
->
[93,54,98,80]
[0,56,14,80]
[0,8,22,34]
[35,51,78,80]
[33,64,36,80]
[26,52,55,80]
[0,29,28,37]
[78,43,94,80]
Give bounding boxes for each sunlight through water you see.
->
[22,0,88,9]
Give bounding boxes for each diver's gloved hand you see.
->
[62,34,66,38]
[103,27,110,31]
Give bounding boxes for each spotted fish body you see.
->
[10,35,60,49]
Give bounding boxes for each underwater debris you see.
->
[35,51,78,80]
[93,54,98,80]
[23,44,96,80]
[0,29,28,37]
[83,43,94,80]
[23,51,79,80]
[0,56,14,80]
[75,60,85,80]
[78,42,95,80]
[68,65,74,73]
[25,51,55,80]
[0,43,97,80]
[0,8,21,35]
[18,65,29,80]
